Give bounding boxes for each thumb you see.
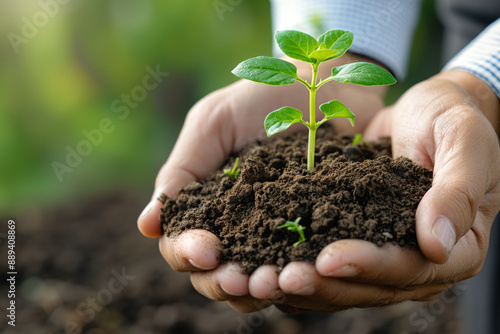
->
[415,108,498,264]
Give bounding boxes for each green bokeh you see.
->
[0,0,272,213]
[1,0,441,214]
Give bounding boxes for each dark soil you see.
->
[160,129,433,274]
[1,191,464,334]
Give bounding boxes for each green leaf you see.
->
[232,56,297,86]
[352,133,363,145]
[331,62,397,86]
[264,107,304,137]
[318,30,353,60]
[277,217,306,247]
[275,30,319,63]
[223,157,241,180]
[319,100,356,126]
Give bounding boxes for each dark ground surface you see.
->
[0,190,464,333]
[161,130,433,273]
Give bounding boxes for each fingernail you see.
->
[188,258,217,271]
[139,200,156,218]
[293,284,315,295]
[327,265,359,277]
[432,216,456,256]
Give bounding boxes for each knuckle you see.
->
[404,266,438,290]
[453,185,479,225]
[159,238,179,269]
[190,273,228,302]
[413,283,453,302]
[371,289,404,307]
[437,106,483,151]
[466,263,484,279]
[209,286,230,301]
[460,238,486,279]
[171,249,189,272]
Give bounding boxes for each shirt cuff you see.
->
[443,19,500,99]
[270,0,422,80]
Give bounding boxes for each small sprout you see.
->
[278,217,306,247]
[352,133,363,146]
[224,157,241,180]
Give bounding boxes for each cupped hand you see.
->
[136,54,388,312]
[267,70,500,312]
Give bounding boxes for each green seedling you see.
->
[224,157,241,180]
[278,217,306,247]
[232,29,396,170]
[352,133,363,145]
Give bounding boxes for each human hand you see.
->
[136,54,388,312]
[263,70,500,312]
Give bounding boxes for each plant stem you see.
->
[307,63,319,171]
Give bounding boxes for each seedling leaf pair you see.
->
[275,30,353,63]
[224,157,241,180]
[232,29,397,170]
[278,217,306,247]
[264,100,355,136]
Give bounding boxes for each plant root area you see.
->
[160,129,433,274]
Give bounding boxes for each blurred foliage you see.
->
[0,0,272,213]
[0,0,441,213]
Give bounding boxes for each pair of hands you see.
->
[138,55,500,313]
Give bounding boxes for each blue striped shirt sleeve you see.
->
[270,0,422,80]
[443,19,500,98]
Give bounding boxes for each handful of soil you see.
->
[160,129,432,274]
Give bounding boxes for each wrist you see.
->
[435,70,500,135]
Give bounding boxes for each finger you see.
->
[278,262,451,311]
[316,223,494,289]
[159,229,220,272]
[137,164,199,238]
[415,107,500,263]
[315,240,434,289]
[136,163,199,238]
[279,261,318,296]
[249,265,281,299]
[277,261,351,311]
[190,262,249,301]
[137,196,164,238]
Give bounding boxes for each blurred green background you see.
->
[0,0,442,214]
